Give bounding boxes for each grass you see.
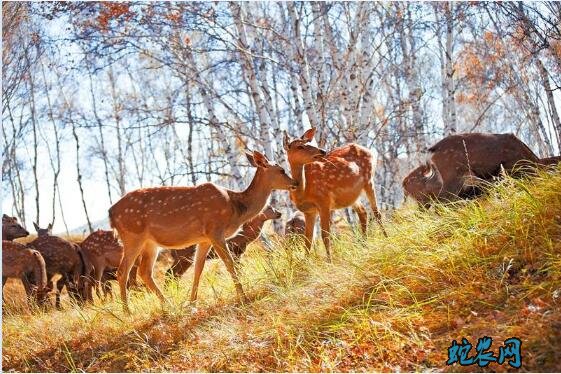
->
[3,167,561,372]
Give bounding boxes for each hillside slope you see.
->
[3,168,561,372]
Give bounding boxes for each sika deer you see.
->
[109,151,297,312]
[2,214,29,241]
[283,128,387,261]
[79,230,139,301]
[2,241,48,303]
[28,223,84,309]
[402,133,549,207]
[166,205,282,279]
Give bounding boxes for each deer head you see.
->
[283,128,327,166]
[245,151,298,191]
[262,205,282,220]
[33,222,53,237]
[402,162,443,206]
[2,214,29,240]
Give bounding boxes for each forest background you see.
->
[2,2,561,235]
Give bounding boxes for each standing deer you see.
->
[28,223,84,309]
[166,205,282,279]
[283,128,387,261]
[2,214,29,241]
[109,151,297,312]
[2,241,48,304]
[79,230,139,301]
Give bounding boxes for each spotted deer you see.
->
[2,240,48,304]
[166,205,282,279]
[283,128,387,261]
[28,223,84,309]
[109,151,297,312]
[79,230,139,301]
[2,214,29,241]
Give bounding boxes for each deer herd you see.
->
[2,129,560,313]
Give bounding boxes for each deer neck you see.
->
[289,161,307,199]
[230,169,272,223]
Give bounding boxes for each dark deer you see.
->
[2,241,48,304]
[283,128,387,261]
[109,151,297,312]
[2,214,29,241]
[28,222,84,309]
[166,205,282,279]
[402,133,552,207]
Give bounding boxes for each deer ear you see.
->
[2,214,8,219]
[245,151,257,167]
[33,222,40,232]
[423,162,435,179]
[301,128,316,143]
[283,131,290,150]
[252,151,270,168]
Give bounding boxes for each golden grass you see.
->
[3,168,561,372]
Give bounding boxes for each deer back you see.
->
[296,144,375,210]
[28,235,83,277]
[109,184,241,248]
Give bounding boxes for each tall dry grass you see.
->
[3,167,561,372]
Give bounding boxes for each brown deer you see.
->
[284,211,306,236]
[166,205,282,279]
[283,128,387,261]
[109,151,297,312]
[28,222,84,309]
[2,214,29,241]
[79,230,139,301]
[2,240,48,303]
[402,133,554,207]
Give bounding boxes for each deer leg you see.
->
[55,276,65,310]
[364,183,387,237]
[189,242,212,302]
[101,270,113,300]
[352,203,368,235]
[138,244,166,304]
[117,236,144,313]
[209,236,247,303]
[303,211,318,253]
[94,265,106,301]
[318,208,333,262]
[128,261,140,289]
